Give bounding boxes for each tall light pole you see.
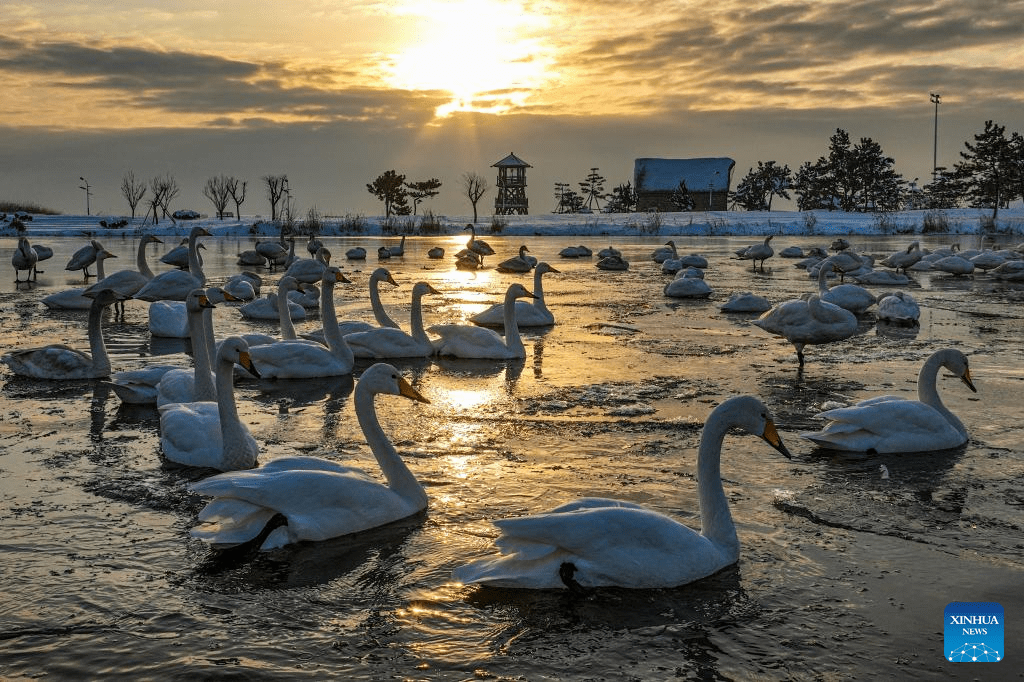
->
[930,93,941,181]
[707,170,720,210]
[79,176,92,216]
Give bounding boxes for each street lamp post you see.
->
[930,93,941,181]
[707,170,720,211]
[79,176,92,216]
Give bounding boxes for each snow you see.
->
[3,207,1023,239]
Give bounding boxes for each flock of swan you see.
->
[2,227,999,590]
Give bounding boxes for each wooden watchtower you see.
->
[492,152,531,215]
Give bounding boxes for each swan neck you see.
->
[410,292,428,344]
[215,353,251,469]
[96,257,108,281]
[191,307,216,401]
[817,264,829,294]
[370,277,400,329]
[917,352,966,435]
[278,286,297,340]
[187,233,206,285]
[502,289,525,355]
[137,239,155,279]
[532,269,550,314]
[319,280,354,365]
[696,413,739,553]
[87,298,111,375]
[354,386,426,504]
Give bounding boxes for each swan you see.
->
[969,251,1007,271]
[430,283,535,359]
[455,250,483,270]
[816,262,876,314]
[453,395,791,589]
[471,262,559,328]
[12,236,39,282]
[830,238,851,252]
[243,267,356,379]
[753,294,858,365]
[236,248,266,267]
[932,255,975,276]
[154,289,218,407]
[779,246,805,258]
[158,336,260,471]
[812,251,862,281]
[738,235,774,272]
[306,234,324,257]
[496,245,535,273]
[559,245,592,258]
[134,226,210,301]
[720,291,771,313]
[65,239,104,278]
[238,277,307,322]
[387,234,406,257]
[465,224,496,263]
[107,362,183,405]
[801,348,976,453]
[651,240,677,263]
[223,271,261,300]
[852,270,910,286]
[876,291,920,325]
[596,254,629,271]
[345,282,441,358]
[993,260,1024,281]
[256,238,288,269]
[880,241,922,274]
[188,362,430,550]
[288,283,320,309]
[2,288,125,379]
[284,246,331,284]
[161,238,202,269]
[427,246,445,259]
[302,267,401,342]
[597,246,621,259]
[346,246,367,260]
[84,235,164,313]
[377,246,392,260]
[664,276,713,298]
[41,249,117,310]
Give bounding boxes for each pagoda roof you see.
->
[492,152,532,168]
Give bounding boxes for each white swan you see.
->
[596,254,629,271]
[388,234,406,257]
[816,262,876,314]
[42,249,117,310]
[465,224,496,264]
[738,235,774,272]
[12,237,39,282]
[154,289,218,407]
[801,348,976,453]
[84,235,164,313]
[65,239,104,278]
[470,262,559,328]
[306,234,324,257]
[453,395,791,589]
[243,267,355,379]
[430,283,535,359]
[427,246,445,259]
[345,282,440,358]
[664,275,713,298]
[239,277,307,322]
[346,246,367,260]
[284,246,331,284]
[496,246,535,273]
[651,240,677,263]
[753,294,858,365]
[880,241,923,273]
[161,238,200,269]
[223,271,261,300]
[720,292,771,313]
[134,226,210,301]
[876,291,920,325]
[2,288,125,379]
[158,336,260,471]
[302,267,400,342]
[189,362,430,550]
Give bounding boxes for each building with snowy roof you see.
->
[634,157,735,211]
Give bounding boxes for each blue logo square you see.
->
[945,602,1003,663]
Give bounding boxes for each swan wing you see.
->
[134,270,201,302]
[345,328,430,359]
[428,324,510,359]
[2,345,95,379]
[802,398,965,452]
[246,340,350,378]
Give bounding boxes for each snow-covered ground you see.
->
[3,207,1023,239]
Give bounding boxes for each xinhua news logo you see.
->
[945,602,1003,663]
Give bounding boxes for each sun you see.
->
[385,0,551,116]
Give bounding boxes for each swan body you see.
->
[753,294,858,365]
[932,255,974,276]
[853,270,910,286]
[779,246,805,258]
[148,301,189,338]
[453,396,790,589]
[664,277,712,298]
[465,224,496,262]
[13,237,39,281]
[387,235,406,257]
[651,240,677,263]
[108,363,182,404]
[720,291,771,313]
[596,255,629,271]
[189,362,430,550]
[306,234,324,257]
[876,291,920,325]
[158,336,260,471]
[244,268,355,378]
[284,246,331,284]
[154,289,218,407]
[42,250,117,309]
[471,262,558,328]
[239,292,306,321]
[427,246,445,259]
[134,226,210,301]
[739,235,774,271]
[993,260,1024,281]
[969,251,1007,271]
[160,239,200,269]
[430,283,535,359]
[817,263,875,314]
[801,348,976,453]
[345,283,440,358]
[346,246,367,260]
[559,245,592,258]
[236,249,266,267]
[84,235,163,311]
[880,241,922,273]
[2,289,125,379]
[378,246,392,260]
[65,239,104,277]
[223,272,260,300]
[597,246,621,259]
[497,245,535,273]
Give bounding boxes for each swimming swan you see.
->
[801,348,976,453]
[344,282,441,358]
[189,362,430,550]
[470,262,559,328]
[2,288,125,379]
[430,283,536,359]
[84,235,164,314]
[453,395,791,589]
[41,249,117,310]
[158,336,260,471]
[154,289,218,407]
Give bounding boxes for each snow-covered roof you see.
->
[492,152,532,168]
[634,157,734,192]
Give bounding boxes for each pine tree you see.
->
[955,120,1016,220]
[578,168,606,212]
[367,170,408,218]
[405,178,442,215]
[606,182,637,213]
[670,179,695,211]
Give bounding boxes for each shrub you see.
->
[339,213,367,234]
[802,212,818,234]
[298,207,323,234]
[872,211,897,235]
[418,210,443,235]
[489,215,508,234]
[922,209,950,234]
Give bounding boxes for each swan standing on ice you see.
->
[159,336,261,471]
[2,288,126,379]
[189,362,430,551]
[344,282,441,359]
[738,235,775,272]
[42,249,117,310]
[453,395,791,589]
[65,239,104,278]
[471,262,559,328]
[12,237,40,282]
[430,283,536,359]
[465,224,496,264]
[753,294,858,365]
[134,226,210,301]
[801,348,976,453]
[84,235,163,313]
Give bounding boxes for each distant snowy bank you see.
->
[4,208,1023,239]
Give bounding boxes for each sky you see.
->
[1,0,1022,219]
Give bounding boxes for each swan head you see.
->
[360,362,429,404]
[143,235,163,245]
[715,396,791,458]
[190,226,212,239]
[412,282,441,298]
[537,262,559,275]
[322,266,351,284]
[186,288,217,312]
[276,276,300,295]
[96,249,117,262]
[219,336,260,379]
[506,283,537,301]
[940,349,977,393]
[371,267,399,287]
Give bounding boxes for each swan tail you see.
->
[453,553,570,589]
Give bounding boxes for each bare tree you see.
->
[462,171,489,223]
[145,174,180,224]
[203,174,233,219]
[227,177,247,220]
[121,171,146,219]
[263,174,287,221]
